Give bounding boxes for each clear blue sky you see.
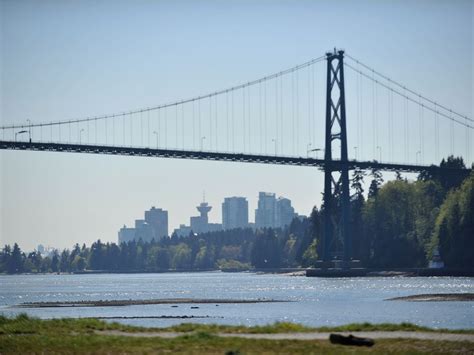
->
[1,0,472,250]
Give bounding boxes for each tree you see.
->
[431,173,474,268]
[8,243,24,274]
[1,245,11,272]
[89,240,104,270]
[60,250,70,272]
[351,168,367,262]
[51,251,60,273]
[170,243,192,269]
[363,180,428,268]
[71,255,86,271]
[251,229,281,268]
[368,166,383,199]
[418,156,468,193]
[301,239,318,267]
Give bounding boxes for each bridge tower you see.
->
[322,49,351,264]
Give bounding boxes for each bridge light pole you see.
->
[15,130,28,142]
[27,119,32,142]
[79,129,85,144]
[376,146,382,162]
[353,146,358,160]
[306,143,312,157]
[416,150,421,165]
[272,139,277,156]
[153,131,159,148]
[200,136,206,151]
[308,148,322,159]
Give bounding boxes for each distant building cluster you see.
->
[118,207,168,244]
[255,192,297,229]
[118,192,304,243]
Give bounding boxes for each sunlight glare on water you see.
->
[0,272,472,329]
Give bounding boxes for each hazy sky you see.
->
[1,0,472,250]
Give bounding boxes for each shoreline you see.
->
[2,267,474,277]
[386,293,474,302]
[17,298,285,308]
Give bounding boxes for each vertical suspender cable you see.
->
[264,80,267,155]
[307,66,311,150]
[198,100,201,150]
[182,104,185,150]
[259,82,262,154]
[404,91,408,163]
[296,69,299,156]
[248,86,251,153]
[434,104,439,162]
[232,90,235,152]
[292,71,295,155]
[356,65,360,159]
[175,104,178,149]
[192,101,195,150]
[243,87,246,153]
[215,95,218,151]
[275,76,278,155]
[209,96,212,151]
[226,92,229,151]
[280,74,283,154]
[360,70,363,160]
[165,108,168,148]
[130,112,133,147]
[311,63,315,149]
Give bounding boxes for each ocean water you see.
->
[0,272,472,329]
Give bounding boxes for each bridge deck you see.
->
[0,141,471,174]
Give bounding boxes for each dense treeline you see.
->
[0,222,314,273]
[1,156,472,274]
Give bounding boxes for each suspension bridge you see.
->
[1,49,472,264]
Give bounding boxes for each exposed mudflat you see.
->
[17,298,284,308]
[387,293,474,302]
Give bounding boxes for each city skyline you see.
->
[119,191,302,244]
[1,0,472,250]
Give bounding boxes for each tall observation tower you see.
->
[196,202,212,225]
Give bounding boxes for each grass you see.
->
[1,314,473,335]
[0,314,473,354]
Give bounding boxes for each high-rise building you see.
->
[255,192,276,228]
[190,202,212,233]
[222,197,249,230]
[118,225,136,244]
[135,219,154,242]
[276,197,296,228]
[144,206,168,239]
[177,201,222,236]
[173,224,193,238]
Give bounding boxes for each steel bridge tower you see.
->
[322,49,351,264]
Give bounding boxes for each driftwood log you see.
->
[329,333,375,347]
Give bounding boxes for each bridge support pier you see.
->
[322,49,351,265]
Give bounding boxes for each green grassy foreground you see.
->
[1,314,473,354]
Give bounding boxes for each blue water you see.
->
[0,272,472,329]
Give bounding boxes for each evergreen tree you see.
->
[51,251,60,272]
[8,243,24,274]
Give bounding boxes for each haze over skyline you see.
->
[1,0,472,250]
